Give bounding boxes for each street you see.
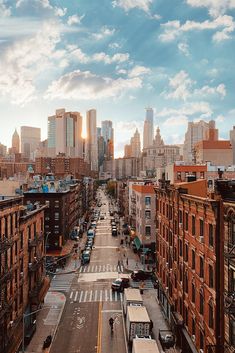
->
[50,189,126,353]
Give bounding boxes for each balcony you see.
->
[0,237,14,254]
[28,232,44,248]
[0,266,13,285]
[28,257,44,272]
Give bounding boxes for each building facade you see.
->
[20,126,41,160]
[143,108,154,149]
[86,109,98,171]
[47,109,83,158]
[11,129,20,154]
[0,196,48,353]
[155,179,224,353]
[230,126,235,165]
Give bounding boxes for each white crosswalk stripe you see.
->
[79,264,119,273]
[69,289,122,303]
[49,273,75,292]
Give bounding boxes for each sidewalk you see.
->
[118,226,180,353]
[25,291,66,353]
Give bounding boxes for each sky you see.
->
[0,0,235,157]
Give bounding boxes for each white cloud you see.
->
[112,0,153,13]
[109,42,122,49]
[128,65,151,78]
[166,71,194,101]
[54,7,67,17]
[0,21,61,105]
[194,83,226,99]
[92,52,129,64]
[159,15,235,42]
[157,101,213,118]
[45,70,142,100]
[178,42,190,56]
[71,48,89,63]
[16,0,52,9]
[163,115,188,126]
[186,0,235,18]
[215,114,225,123]
[92,26,115,40]
[0,0,11,17]
[67,14,84,26]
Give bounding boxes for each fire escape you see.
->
[224,240,235,316]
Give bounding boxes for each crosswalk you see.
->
[69,289,123,303]
[49,273,75,292]
[79,264,124,273]
[131,279,154,289]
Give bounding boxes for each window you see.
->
[192,216,195,236]
[185,213,188,231]
[145,197,151,206]
[192,283,195,303]
[200,219,204,237]
[192,249,195,270]
[179,210,183,224]
[185,307,188,327]
[192,318,196,335]
[185,244,188,262]
[200,257,204,278]
[208,302,214,329]
[209,224,214,247]
[185,272,188,293]
[179,239,183,257]
[200,291,204,315]
[54,212,59,220]
[145,210,151,219]
[209,264,214,288]
[200,330,204,350]
[145,226,151,237]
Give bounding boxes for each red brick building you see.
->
[155,179,224,353]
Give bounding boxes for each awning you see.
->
[182,328,198,353]
[133,236,142,250]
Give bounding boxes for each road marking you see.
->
[109,289,113,302]
[89,290,93,302]
[94,289,98,302]
[83,290,88,302]
[97,302,102,353]
[99,290,102,302]
[79,291,83,303]
[120,293,123,302]
[70,291,73,299]
[95,265,98,272]
[115,291,117,301]
[74,291,78,302]
[105,289,108,301]
[101,309,122,313]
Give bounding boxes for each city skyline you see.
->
[0,0,235,157]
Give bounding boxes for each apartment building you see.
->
[0,196,48,353]
[155,179,224,353]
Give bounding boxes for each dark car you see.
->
[81,250,91,264]
[111,278,130,292]
[112,228,118,236]
[131,270,153,281]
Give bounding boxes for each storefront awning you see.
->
[133,236,142,250]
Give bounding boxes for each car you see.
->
[85,245,92,252]
[112,228,118,236]
[100,215,104,220]
[111,278,130,292]
[90,222,97,229]
[131,270,153,281]
[81,250,91,264]
[87,229,95,238]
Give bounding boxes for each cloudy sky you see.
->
[0,0,235,157]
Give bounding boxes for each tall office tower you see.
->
[47,109,83,158]
[0,143,7,157]
[98,135,105,170]
[21,126,41,159]
[183,120,210,163]
[124,144,132,158]
[230,126,235,164]
[97,127,102,138]
[101,120,114,161]
[143,108,154,149]
[11,128,20,153]
[86,109,98,171]
[130,129,141,157]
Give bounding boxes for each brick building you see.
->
[0,196,48,353]
[155,179,224,353]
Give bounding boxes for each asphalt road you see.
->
[50,188,127,353]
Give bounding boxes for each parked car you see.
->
[131,270,153,281]
[82,250,91,264]
[111,278,130,292]
[112,228,118,236]
[87,229,95,238]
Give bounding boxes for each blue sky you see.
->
[0,0,235,157]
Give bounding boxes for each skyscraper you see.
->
[86,109,98,171]
[143,108,154,149]
[130,129,141,158]
[100,120,114,162]
[230,126,235,164]
[21,126,41,159]
[47,109,83,158]
[11,128,20,154]
[183,120,210,163]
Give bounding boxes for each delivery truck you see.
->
[123,288,143,315]
[126,306,151,343]
[132,338,160,353]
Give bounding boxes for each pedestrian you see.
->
[126,258,128,267]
